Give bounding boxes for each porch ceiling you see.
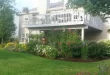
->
[28,25,88,30]
[85,26,102,32]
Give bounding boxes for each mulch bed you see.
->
[56,57,108,62]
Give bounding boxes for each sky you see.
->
[15,0,63,11]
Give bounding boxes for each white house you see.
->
[18,0,110,43]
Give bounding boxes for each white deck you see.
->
[22,9,103,30]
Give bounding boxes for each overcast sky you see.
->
[15,0,63,11]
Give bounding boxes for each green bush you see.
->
[34,44,45,56]
[99,40,110,56]
[26,40,37,53]
[45,46,58,59]
[59,43,73,58]
[81,42,88,60]
[4,42,16,51]
[0,43,6,48]
[26,33,44,53]
[70,42,82,58]
[16,44,27,52]
[70,40,109,59]
[34,45,58,59]
[45,30,81,58]
[4,42,26,52]
[87,41,107,59]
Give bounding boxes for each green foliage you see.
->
[99,40,110,56]
[34,44,46,56]
[70,42,82,58]
[45,46,58,59]
[0,43,6,48]
[4,42,26,52]
[27,33,45,53]
[87,41,107,59]
[26,40,37,53]
[0,0,16,43]
[34,45,58,59]
[67,0,110,18]
[5,42,16,51]
[81,42,88,60]
[60,43,73,58]
[45,29,81,58]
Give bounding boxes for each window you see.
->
[22,34,25,37]
[24,15,29,20]
[32,14,37,16]
[25,18,28,20]
[22,38,25,42]
[24,15,29,25]
[26,33,29,38]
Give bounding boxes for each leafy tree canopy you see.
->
[0,0,16,43]
[67,0,110,18]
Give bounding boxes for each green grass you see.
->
[0,50,110,75]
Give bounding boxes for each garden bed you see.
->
[56,57,109,62]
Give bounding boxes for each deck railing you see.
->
[23,9,103,30]
[25,9,85,26]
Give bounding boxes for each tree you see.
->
[67,0,110,18]
[0,0,16,43]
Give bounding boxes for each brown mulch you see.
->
[56,57,107,62]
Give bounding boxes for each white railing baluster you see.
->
[23,9,102,30]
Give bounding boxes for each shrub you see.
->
[34,44,45,56]
[59,43,73,58]
[69,40,109,59]
[47,30,81,58]
[26,33,44,53]
[87,41,107,59]
[34,45,58,59]
[99,40,110,56]
[26,40,37,53]
[45,46,58,59]
[16,44,27,52]
[5,42,16,51]
[70,42,82,58]
[0,43,6,48]
[5,42,26,52]
[81,42,88,60]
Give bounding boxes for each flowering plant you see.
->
[34,44,58,58]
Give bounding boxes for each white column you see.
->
[81,28,84,41]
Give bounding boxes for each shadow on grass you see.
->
[0,50,28,59]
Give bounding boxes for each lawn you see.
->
[0,49,110,75]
